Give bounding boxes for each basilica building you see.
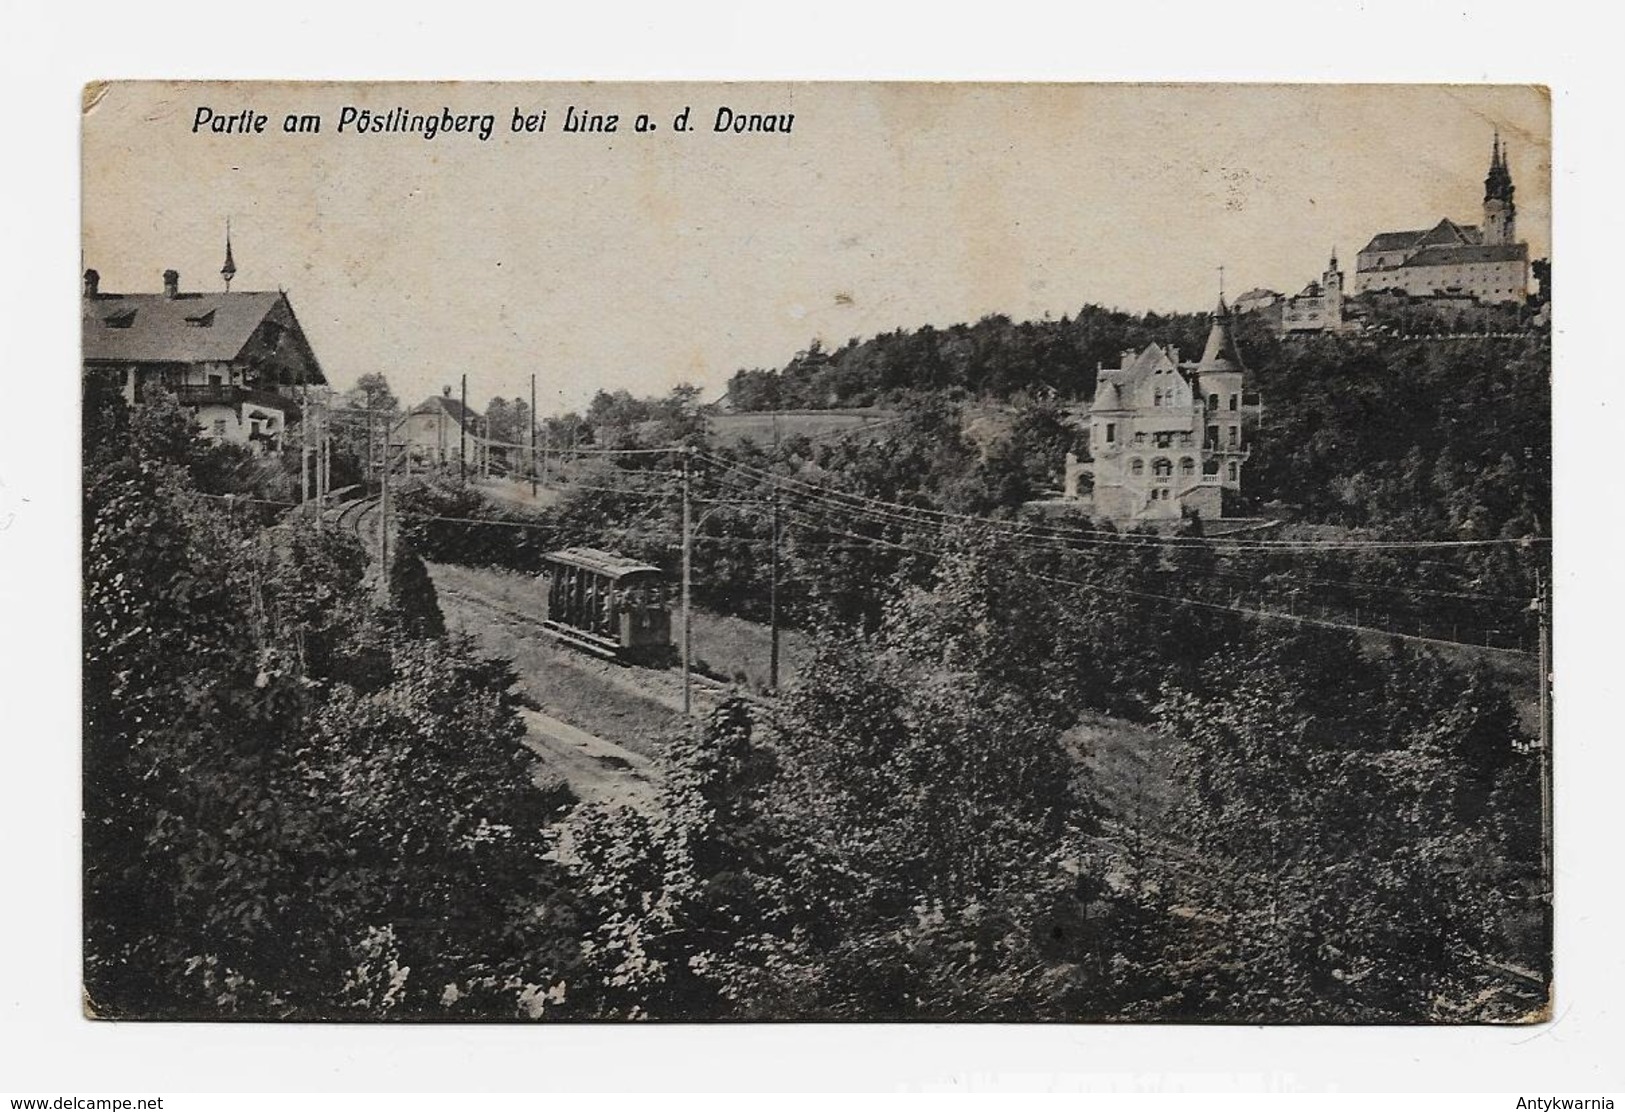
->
[1353,134,1530,304]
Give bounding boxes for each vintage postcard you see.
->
[81,81,1551,1023]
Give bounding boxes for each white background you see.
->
[0,0,1618,1096]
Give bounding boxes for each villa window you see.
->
[1208,393,1220,410]
[1229,426,1239,446]
[1130,458,1144,477]
[1180,457,1195,476]
[1105,423,1116,444]
[1229,394,1239,411]
[1152,457,1173,480]
[1228,462,1238,481]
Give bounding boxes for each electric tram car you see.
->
[538,547,673,663]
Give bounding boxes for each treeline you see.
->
[719,305,1548,540]
[1243,332,1549,536]
[726,306,1218,410]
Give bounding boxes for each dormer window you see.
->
[103,309,136,328]
[184,309,216,328]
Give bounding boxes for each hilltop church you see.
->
[1353,134,1530,304]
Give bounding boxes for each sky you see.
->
[82,82,1550,416]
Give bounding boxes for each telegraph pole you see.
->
[1536,567,1553,903]
[681,446,693,716]
[379,418,391,597]
[300,390,311,504]
[318,397,330,506]
[459,373,468,482]
[769,414,781,691]
[530,373,538,498]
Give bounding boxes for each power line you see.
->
[697,451,1549,553]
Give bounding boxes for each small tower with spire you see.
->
[1483,131,1517,246]
[221,219,237,291]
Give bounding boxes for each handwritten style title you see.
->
[190,104,796,142]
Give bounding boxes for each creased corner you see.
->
[82,81,110,116]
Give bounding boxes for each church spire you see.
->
[1483,128,1517,245]
[221,219,237,291]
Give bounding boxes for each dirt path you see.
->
[520,707,660,813]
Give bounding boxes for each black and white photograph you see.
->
[73,80,1557,1027]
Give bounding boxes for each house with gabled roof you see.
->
[81,244,325,454]
[1353,134,1530,304]
[396,388,490,474]
[1067,299,1258,522]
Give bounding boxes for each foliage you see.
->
[83,389,581,1020]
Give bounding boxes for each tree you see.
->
[83,385,584,1019]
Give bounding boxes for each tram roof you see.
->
[544,547,664,580]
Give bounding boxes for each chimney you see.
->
[442,385,453,397]
[162,269,180,299]
[83,269,99,298]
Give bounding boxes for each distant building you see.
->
[1231,288,1281,316]
[1280,252,1350,334]
[1353,133,1530,304]
[80,242,324,454]
[1068,300,1257,522]
[397,388,490,473]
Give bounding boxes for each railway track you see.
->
[431,574,773,715]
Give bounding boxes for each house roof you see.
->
[1401,243,1528,268]
[1360,219,1488,262]
[1196,300,1245,374]
[405,394,482,431]
[1418,218,1482,247]
[1360,229,1428,254]
[84,290,302,364]
[1233,288,1279,304]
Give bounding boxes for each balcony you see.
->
[174,384,298,413]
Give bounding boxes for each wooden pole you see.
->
[460,374,468,482]
[530,373,538,499]
[682,447,693,716]
[1537,568,1552,903]
[379,420,391,597]
[770,413,780,691]
[300,389,311,505]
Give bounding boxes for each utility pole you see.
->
[769,413,781,691]
[681,446,693,716]
[1536,567,1552,903]
[379,418,391,597]
[318,397,330,506]
[530,373,538,498]
[300,390,311,505]
[459,373,468,483]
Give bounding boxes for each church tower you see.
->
[1483,131,1517,246]
[1325,249,1344,330]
